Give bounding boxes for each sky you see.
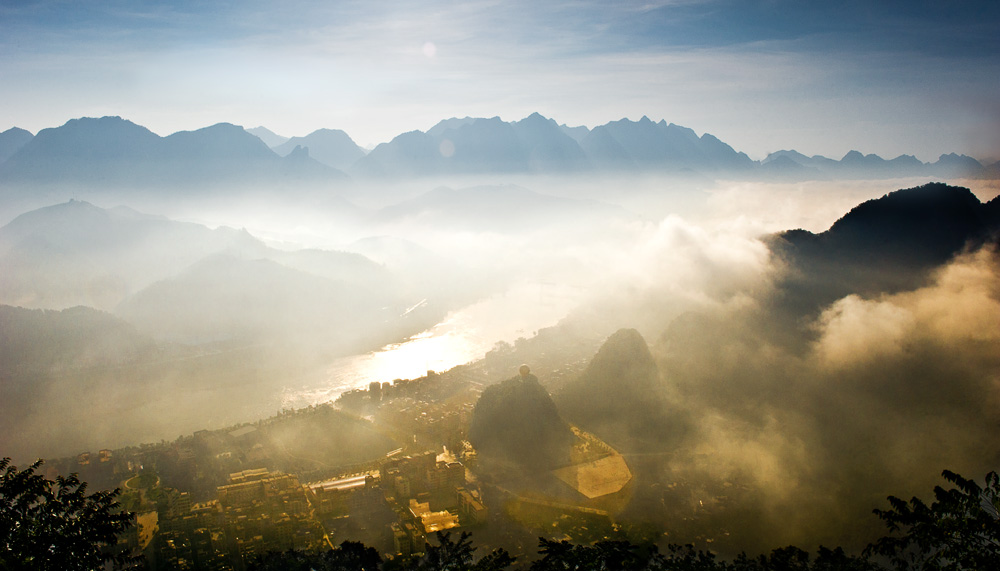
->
[1,0,998,162]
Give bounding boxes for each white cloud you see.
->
[813,247,1000,369]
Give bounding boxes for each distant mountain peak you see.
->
[1,126,33,137]
[0,127,36,162]
[246,126,289,147]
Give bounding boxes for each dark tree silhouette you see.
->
[409,531,515,571]
[249,539,382,570]
[867,470,1000,571]
[0,457,137,570]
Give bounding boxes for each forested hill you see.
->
[467,371,574,471]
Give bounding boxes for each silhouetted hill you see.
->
[272,128,367,170]
[0,127,33,163]
[557,329,686,453]
[0,116,346,189]
[772,182,1000,313]
[468,370,574,471]
[798,182,993,264]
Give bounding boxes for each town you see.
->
[39,332,639,570]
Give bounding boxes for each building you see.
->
[457,488,489,525]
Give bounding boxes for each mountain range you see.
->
[759,149,994,180]
[1,115,994,190]
[270,128,366,171]
[0,117,345,190]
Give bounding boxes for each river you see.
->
[278,280,585,409]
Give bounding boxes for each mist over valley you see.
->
[1,113,1000,561]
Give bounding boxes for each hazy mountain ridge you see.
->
[271,128,367,170]
[0,116,346,189]
[0,199,268,310]
[761,148,990,180]
[353,113,753,177]
[0,127,33,163]
[246,126,289,148]
[1,115,992,188]
[0,199,454,347]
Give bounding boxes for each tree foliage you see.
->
[7,459,1000,571]
[867,469,1000,570]
[410,531,516,571]
[249,539,382,571]
[0,457,137,570]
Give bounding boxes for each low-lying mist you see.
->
[535,179,1000,552]
[2,173,998,554]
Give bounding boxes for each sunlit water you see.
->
[278,280,585,409]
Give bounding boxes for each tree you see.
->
[249,540,383,571]
[410,531,515,571]
[532,538,663,571]
[867,470,1000,570]
[0,457,137,570]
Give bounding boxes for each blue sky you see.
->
[1,0,998,161]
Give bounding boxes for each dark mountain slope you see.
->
[557,328,687,453]
[770,182,1000,315]
[468,369,574,471]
